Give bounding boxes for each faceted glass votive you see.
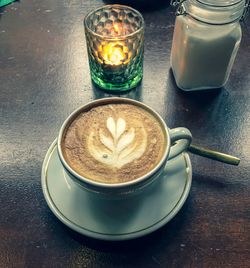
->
[84,5,144,91]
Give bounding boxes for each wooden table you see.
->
[1,1,249,267]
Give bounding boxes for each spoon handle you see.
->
[188,144,240,166]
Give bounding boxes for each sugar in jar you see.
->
[170,0,247,91]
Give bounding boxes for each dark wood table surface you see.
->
[1,0,249,267]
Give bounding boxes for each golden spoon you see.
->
[188,144,240,166]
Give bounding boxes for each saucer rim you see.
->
[41,139,192,241]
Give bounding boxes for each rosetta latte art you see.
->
[62,103,165,183]
[87,117,147,168]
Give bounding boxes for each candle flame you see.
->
[114,23,119,34]
[102,42,128,66]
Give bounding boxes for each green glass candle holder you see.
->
[84,5,144,91]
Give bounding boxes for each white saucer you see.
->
[41,140,192,241]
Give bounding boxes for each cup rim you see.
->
[57,97,171,190]
[84,4,145,40]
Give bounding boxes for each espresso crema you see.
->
[62,103,166,183]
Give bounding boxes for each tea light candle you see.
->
[102,42,130,66]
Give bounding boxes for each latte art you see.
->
[88,117,147,168]
[62,103,166,184]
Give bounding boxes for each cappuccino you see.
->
[62,103,166,184]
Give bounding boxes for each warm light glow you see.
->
[102,42,129,66]
[114,23,119,33]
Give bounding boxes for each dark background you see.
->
[0,0,249,267]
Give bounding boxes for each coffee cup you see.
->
[57,97,192,198]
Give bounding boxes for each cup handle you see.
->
[168,127,192,160]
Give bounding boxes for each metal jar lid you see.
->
[170,0,249,24]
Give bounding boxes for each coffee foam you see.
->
[62,103,166,184]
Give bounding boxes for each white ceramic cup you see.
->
[57,97,192,197]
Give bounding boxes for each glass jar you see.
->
[170,0,247,91]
